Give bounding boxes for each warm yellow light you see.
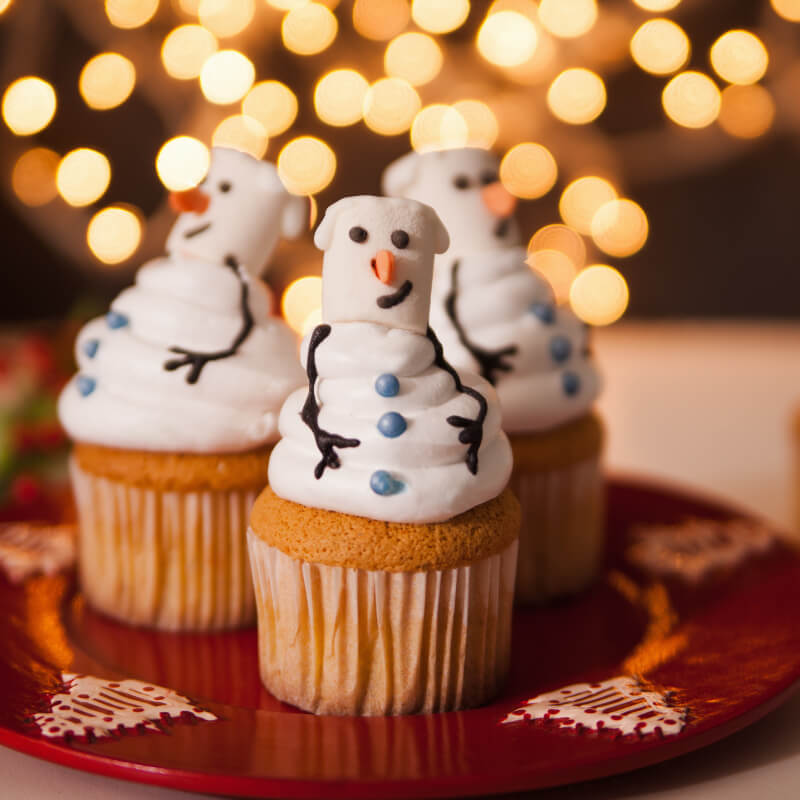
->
[410,104,468,151]
[632,0,680,10]
[302,307,323,335]
[559,176,617,234]
[105,0,158,29]
[547,68,606,124]
[56,149,112,207]
[242,81,298,136]
[385,32,443,87]
[411,0,469,34]
[162,25,217,80]
[710,30,768,86]
[198,0,254,37]
[528,224,586,269]
[538,0,597,39]
[314,69,369,126]
[12,148,59,207]
[453,99,498,148]
[200,50,255,104]
[178,0,201,12]
[212,115,268,158]
[282,276,323,334]
[662,71,721,129]
[79,53,136,111]
[363,78,421,136]
[308,195,319,228]
[570,265,629,326]
[771,0,800,22]
[718,84,775,139]
[477,11,538,68]
[282,2,338,55]
[630,19,689,76]
[0,1,13,14]
[499,142,557,199]
[266,0,312,9]
[502,29,556,84]
[277,136,336,195]
[2,77,56,136]
[526,250,577,304]
[591,199,649,257]
[87,206,142,265]
[353,0,410,41]
[156,136,210,190]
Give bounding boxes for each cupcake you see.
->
[249,195,519,715]
[58,147,308,631]
[384,148,603,604]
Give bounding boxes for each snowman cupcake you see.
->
[248,195,519,715]
[384,148,603,604]
[58,147,308,631]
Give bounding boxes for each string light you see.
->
[156,136,210,190]
[630,19,690,76]
[410,104,468,151]
[353,0,410,41]
[385,32,443,87]
[718,84,775,139]
[499,142,558,199]
[559,176,617,234]
[569,265,629,326]
[282,2,338,56]
[411,0,469,34]
[200,50,255,104]
[198,0,255,37]
[477,11,538,68]
[242,81,298,136]
[662,71,721,129]
[526,250,577,303]
[87,206,142,265]
[771,0,800,21]
[590,198,649,257]
[212,115,268,158]
[528,224,586,270]
[547,68,606,124]
[314,69,369,126]
[503,29,557,85]
[79,53,136,110]
[277,136,336,195]
[12,148,59,207]
[538,0,597,40]
[453,99,498,148]
[282,276,323,334]
[162,25,217,80]
[105,0,158,29]
[632,0,680,10]
[710,30,768,86]
[2,77,56,135]
[363,78,421,135]
[56,149,112,207]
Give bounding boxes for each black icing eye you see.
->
[390,229,409,249]
[480,171,498,186]
[453,174,470,190]
[349,226,368,243]
[219,181,232,193]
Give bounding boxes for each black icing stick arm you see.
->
[164,256,254,385]
[426,326,487,476]
[444,259,518,387]
[300,324,360,479]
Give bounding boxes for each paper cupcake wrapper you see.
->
[247,532,518,716]
[70,459,256,631]
[511,454,605,604]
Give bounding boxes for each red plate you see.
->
[2,476,800,798]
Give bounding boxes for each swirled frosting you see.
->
[268,321,513,523]
[58,253,305,453]
[429,247,602,434]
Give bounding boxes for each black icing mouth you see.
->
[377,280,413,309]
[494,218,510,238]
[184,222,211,239]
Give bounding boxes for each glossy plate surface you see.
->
[2,477,800,798]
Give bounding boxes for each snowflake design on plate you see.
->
[502,677,687,737]
[33,673,217,740]
[627,518,775,584]
[0,523,76,585]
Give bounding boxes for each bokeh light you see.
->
[569,265,629,326]
[499,143,558,199]
[630,19,690,76]
[632,0,680,10]
[718,84,775,139]
[528,224,586,270]
[79,53,136,110]
[410,104,468,151]
[156,136,210,190]
[538,0,597,39]
[282,2,338,55]
[198,0,255,37]
[0,0,12,13]
[200,50,255,104]
[242,81,298,136]
[526,249,577,304]
[105,0,159,29]
[453,99,498,148]
[353,0,410,41]
[314,69,369,126]
[87,207,142,265]
[162,25,218,80]
[363,77,421,135]
[302,307,323,335]
[772,0,800,21]
[178,0,201,12]
[282,276,323,334]
[212,115,268,158]
[56,149,112,207]
[590,198,649,257]
[547,68,606,124]
[477,11,538,68]
[385,32,443,87]
[2,77,56,135]
[277,136,336,195]
[12,148,59,207]
[662,71,721,129]
[411,0,469,34]
[559,176,617,234]
[710,30,768,86]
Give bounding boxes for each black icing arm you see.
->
[300,324,360,479]
[444,259,518,387]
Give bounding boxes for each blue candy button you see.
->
[377,412,407,438]
[76,375,96,397]
[370,470,405,496]
[562,371,581,396]
[375,373,400,397]
[529,302,555,324]
[106,310,129,329]
[82,339,100,359]
[550,335,572,364]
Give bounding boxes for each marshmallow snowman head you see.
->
[314,195,449,336]
[166,147,308,277]
[382,147,521,256]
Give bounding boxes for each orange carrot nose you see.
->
[169,187,210,214]
[481,181,517,217]
[371,250,395,285]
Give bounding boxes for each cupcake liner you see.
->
[247,532,518,715]
[70,458,256,631]
[511,454,605,604]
